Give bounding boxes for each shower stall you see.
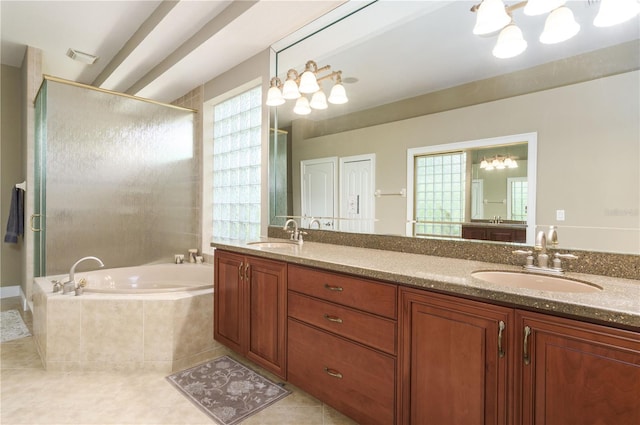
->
[34,77,198,276]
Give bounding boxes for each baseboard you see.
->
[0,285,29,311]
[0,285,20,299]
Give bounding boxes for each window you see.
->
[414,151,466,237]
[212,86,261,240]
[508,177,528,221]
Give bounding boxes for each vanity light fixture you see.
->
[480,155,518,171]
[471,0,639,58]
[266,60,348,114]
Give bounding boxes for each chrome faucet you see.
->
[63,256,104,294]
[514,226,577,275]
[309,218,321,229]
[283,219,298,239]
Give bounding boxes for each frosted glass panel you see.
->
[42,81,197,274]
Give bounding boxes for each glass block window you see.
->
[414,151,466,237]
[508,177,528,221]
[212,86,261,240]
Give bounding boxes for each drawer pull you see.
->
[238,262,244,281]
[498,320,506,358]
[523,325,531,365]
[323,314,343,324]
[324,283,343,292]
[324,367,343,379]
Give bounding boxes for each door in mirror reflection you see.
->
[301,157,337,230]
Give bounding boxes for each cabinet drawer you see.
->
[288,265,397,319]
[288,318,396,425]
[288,291,397,355]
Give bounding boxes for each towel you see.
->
[4,187,24,243]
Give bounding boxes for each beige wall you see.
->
[292,71,639,254]
[1,64,24,288]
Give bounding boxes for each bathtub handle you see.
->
[238,262,244,281]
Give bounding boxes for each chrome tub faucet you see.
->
[63,256,105,294]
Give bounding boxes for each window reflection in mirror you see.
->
[407,134,536,245]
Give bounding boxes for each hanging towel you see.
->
[4,187,24,243]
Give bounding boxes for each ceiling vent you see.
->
[66,48,98,65]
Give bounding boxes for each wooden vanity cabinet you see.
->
[398,287,513,425]
[287,265,398,425]
[515,310,640,425]
[462,224,526,243]
[214,250,287,379]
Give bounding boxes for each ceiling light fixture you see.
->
[66,48,98,65]
[480,155,518,171]
[471,0,639,59]
[266,60,348,115]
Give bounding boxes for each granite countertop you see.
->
[211,238,640,331]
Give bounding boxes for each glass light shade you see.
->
[485,164,495,171]
[293,97,311,115]
[523,0,566,16]
[480,159,489,169]
[504,157,513,167]
[594,0,640,27]
[282,79,301,100]
[496,161,506,170]
[328,83,348,104]
[299,71,320,93]
[309,90,328,110]
[508,159,518,168]
[540,6,580,44]
[266,86,285,106]
[492,24,528,58]
[473,0,511,35]
[492,157,500,167]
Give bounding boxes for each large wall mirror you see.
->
[268,0,639,255]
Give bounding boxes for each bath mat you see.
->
[167,355,290,425]
[0,310,31,343]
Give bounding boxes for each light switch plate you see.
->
[556,210,565,221]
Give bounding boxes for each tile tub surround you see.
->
[32,279,220,372]
[268,227,639,280]
[212,238,640,330]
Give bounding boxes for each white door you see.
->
[471,179,484,219]
[340,154,375,233]
[301,157,338,230]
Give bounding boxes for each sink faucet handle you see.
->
[553,252,578,270]
[512,250,534,266]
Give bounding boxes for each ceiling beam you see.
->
[92,0,180,88]
[125,0,259,96]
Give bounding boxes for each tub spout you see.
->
[63,256,105,294]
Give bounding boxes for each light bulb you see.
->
[282,78,301,100]
[473,0,511,35]
[266,86,285,106]
[540,6,580,44]
[328,83,348,104]
[594,0,640,27]
[309,90,328,110]
[480,159,489,169]
[293,97,311,115]
[492,24,527,59]
[299,71,320,93]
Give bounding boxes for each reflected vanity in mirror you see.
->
[268,1,639,255]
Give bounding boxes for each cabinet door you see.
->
[517,311,640,425]
[399,288,513,425]
[246,255,287,378]
[214,250,245,353]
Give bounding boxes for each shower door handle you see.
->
[30,214,41,232]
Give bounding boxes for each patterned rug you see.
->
[167,356,291,425]
[0,310,31,343]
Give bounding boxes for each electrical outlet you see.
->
[556,210,565,221]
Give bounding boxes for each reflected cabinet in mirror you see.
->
[268,1,639,254]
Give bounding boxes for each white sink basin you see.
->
[246,241,300,250]
[472,270,602,293]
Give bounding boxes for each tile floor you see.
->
[1,297,357,425]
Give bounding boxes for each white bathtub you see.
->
[77,263,213,293]
[32,263,222,372]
